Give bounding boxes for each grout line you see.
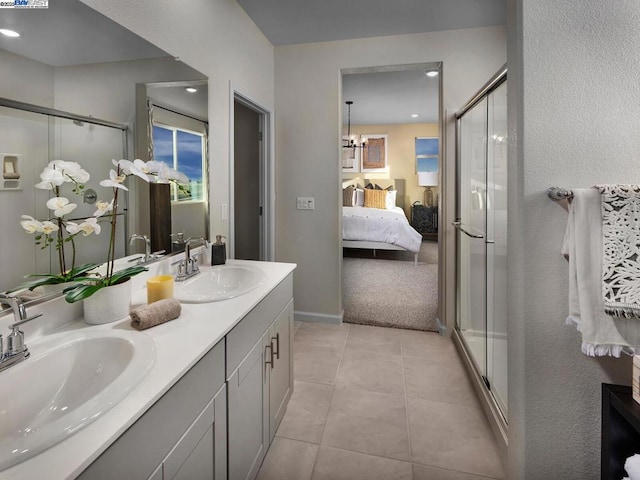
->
[307,323,348,478]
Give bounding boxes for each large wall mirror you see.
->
[0,0,208,296]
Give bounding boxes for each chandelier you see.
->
[342,101,367,152]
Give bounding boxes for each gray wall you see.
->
[274,27,506,322]
[507,0,636,477]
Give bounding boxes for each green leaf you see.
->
[64,283,104,303]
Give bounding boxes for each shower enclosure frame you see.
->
[452,65,508,457]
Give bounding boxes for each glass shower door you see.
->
[456,97,488,380]
[486,81,508,415]
[455,72,508,420]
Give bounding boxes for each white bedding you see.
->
[342,206,422,253]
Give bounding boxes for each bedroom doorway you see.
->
[340,63,443,332]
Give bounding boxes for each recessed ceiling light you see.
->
[0,29,20,38]
[425,70,439,78]
[185,87,198,93]
[411,114,420,118]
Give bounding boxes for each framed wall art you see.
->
[361,134,388,172]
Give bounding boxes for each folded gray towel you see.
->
[130,298,181,330]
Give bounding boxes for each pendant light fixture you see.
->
[342,101,367,152]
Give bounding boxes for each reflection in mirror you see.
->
[0,0,208,300]
[134,82,209,254]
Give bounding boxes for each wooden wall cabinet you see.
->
[602,383,640,480]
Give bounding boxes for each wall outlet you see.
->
[221,203,228,221]
[296,197,315,210]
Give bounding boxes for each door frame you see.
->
[339,62,444,328]
[229,88,275,261]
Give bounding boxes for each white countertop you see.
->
[1,257,296,480]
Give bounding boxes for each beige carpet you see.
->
[342,241,439,332]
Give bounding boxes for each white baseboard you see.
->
[294,310,343,324]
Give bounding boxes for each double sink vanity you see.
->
[0,249,296,480]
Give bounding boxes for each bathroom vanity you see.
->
[0,256,295,480]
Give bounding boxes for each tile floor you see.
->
[256,321,505,480]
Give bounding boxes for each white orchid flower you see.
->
[93,199,114,217]
[167,168,189,184]
[68,218,101,236]
[119,158,151,182]
[20,215,43,234]
[46,197,77,217]
[35,166,65,190]
[100,169,129,191]
[62,162,90,183]
[39,221,59,235]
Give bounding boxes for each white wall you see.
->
[508,0,637,477]
[81,0,275,247]
[274,27,506,321]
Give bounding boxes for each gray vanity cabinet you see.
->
[78,340,227,480]
[148,383,227,480]
[226,274,294,480]
[227,332,271,480]
[268,300,293,442]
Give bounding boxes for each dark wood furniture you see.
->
[602,383,640,480]
[411,203,438,239]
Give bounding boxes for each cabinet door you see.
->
[268,300,293,441]
[163,396,215,480]
[227,333,270,480]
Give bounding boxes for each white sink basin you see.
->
[174,264,266,303]
[0,330,155,470]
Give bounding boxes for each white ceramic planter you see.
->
[83,280,132,325]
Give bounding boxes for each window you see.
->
[415,137,439,173]
[152,124,205,202]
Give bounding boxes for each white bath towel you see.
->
[625,453,640,480]
[562,188,640,356]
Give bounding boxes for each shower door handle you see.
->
[452,221,484,239]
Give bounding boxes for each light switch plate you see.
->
[296,197,315,210]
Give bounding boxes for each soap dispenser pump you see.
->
[211,235,226,265]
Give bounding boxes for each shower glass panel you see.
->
[50,117,128,269]
[486,81,508,415]
[455,70,508,420]
[457,97,488,379]
[0,101,126,293]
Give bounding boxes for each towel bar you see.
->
[547,187,574,201]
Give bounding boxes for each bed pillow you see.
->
[364,188,387,209]
[354,188,365,207]
[385,190,397,209]
[342,185,355,206]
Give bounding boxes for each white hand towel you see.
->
[562,188,640,356]
[625,453,640,480]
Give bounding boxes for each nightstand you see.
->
[411,203,438,239]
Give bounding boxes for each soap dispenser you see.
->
[211,235,226,265]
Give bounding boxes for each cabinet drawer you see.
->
[226,273,293,376]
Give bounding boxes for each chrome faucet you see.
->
[0,294,43,372]
[175,237,208,281]
[129,234,151,263]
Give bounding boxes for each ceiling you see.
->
[0,0,167,67]
[0,0,505,125]
[235,0,506,46]
[343,67,440,125]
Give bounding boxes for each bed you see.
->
[342,178,422,265]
